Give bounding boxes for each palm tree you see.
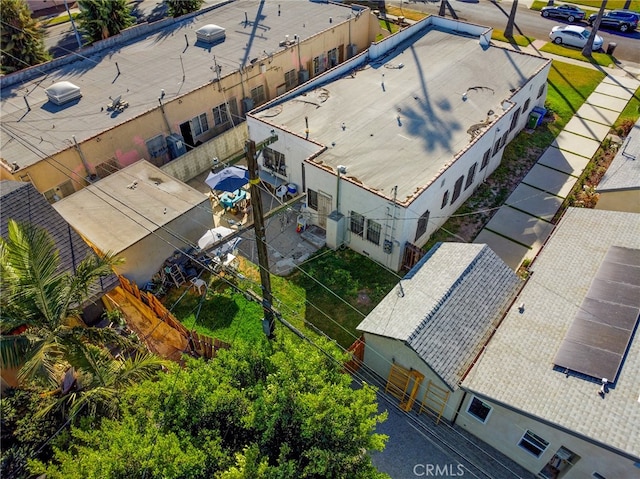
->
[0,220,125,388]
[504,0,519,39]
[39,346,166,420]
[582,0,607,58]
[0,0,51,74]
[166,0,204,18]
[77,0,134,43]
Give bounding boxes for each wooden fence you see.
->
[344,335,365,373]
[117,275,230,360]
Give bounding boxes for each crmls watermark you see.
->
[413,463,466,477]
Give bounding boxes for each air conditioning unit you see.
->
[298,69,309,83]
[347,44,357,59]
[166,133,187,159]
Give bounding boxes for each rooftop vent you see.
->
[45,81,82,105]
[195,24,226,43]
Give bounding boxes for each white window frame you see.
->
[191,113,209,137]
[212,103,229,126]
[518,430,549,458]
[466,396,492,424]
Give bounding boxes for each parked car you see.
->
[588,10,639,32]
[549,25,604,51]
[540,4,586,22]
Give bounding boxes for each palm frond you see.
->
[0,334,33,368]
[115,352,166,386]
[17,337,63,388]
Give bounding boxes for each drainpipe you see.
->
[158,98,172,134]
[72,135,92,178]
[64,0,82,49]
[336,165,347,213]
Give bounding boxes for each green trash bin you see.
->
[527,112,540,129]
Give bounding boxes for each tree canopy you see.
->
[0,0,51,74]
[77,0,134,43]
[166,0,204,18]
[31,336,389,478]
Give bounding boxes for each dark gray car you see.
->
[588,10,639,32]
[540,4,586,23]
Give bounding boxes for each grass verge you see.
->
[424,60,605,251]
[492,29,535,47]
[540,43,615,67]
[613,86,640,133]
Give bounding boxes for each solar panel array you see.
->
[554,246,640,381]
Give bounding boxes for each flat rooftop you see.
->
[255,26,548,203]
[462,208,640,458]
[0,0,356,169]
[52,160,208,254]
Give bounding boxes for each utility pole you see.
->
[246,138,275,338]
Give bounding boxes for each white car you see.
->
[549,25,604,51]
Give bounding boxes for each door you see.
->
[317,192,332,229]
[179,121,195,151]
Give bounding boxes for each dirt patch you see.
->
[357,290,371,306]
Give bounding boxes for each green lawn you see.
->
[165,249,398,349]
[613,86,640,133]
[492,29,535,46]
[288,248,399,349]
[540,43,615,67]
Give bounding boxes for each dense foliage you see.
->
[31,337,389,478]
[77,0,134,43]
[0,0,51,73]
[166,0,204,18]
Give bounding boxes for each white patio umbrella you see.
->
[197,226,235,250]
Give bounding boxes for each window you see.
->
[451,176,464,203]
[537,84,545,99]
[313,56,321,75]
[366,219,381,245]
[491,138,502,156]
[592,473,606,479]
[415,209,430,241]
[466,397,492,423]
[465,163,477,190]
[212,103,230,125]
[95,158,121,178]
[509,107,521,132]
[263,147,286,176]
[284,69,297,90]
[441,190,449,209]
[328,48,338,67]
[500,131,509,149]
[480,149,490,170]
[350,211,365,237]
[518,430,549,458]
[191,113,209,136]
[522,98,531,113]
[307,189,318,210]
[43,180,75,204]
[251,85,266,106]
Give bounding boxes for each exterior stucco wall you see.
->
[2,11,371,195]
[456,393,640,478]
[363,333,465,422]
[112,200,212,285]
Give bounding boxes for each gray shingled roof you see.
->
[463,208,640,457]
[0,181,119,300]
[597,118,640,192]
[357,243,522,390]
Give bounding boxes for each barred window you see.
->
[523,98,531,113]
[285,69,297,90]
[307,189,318,210]
[451,176,464,203]
[465,163,477,190]
[441,190,449,209]
[509,107,521,132]
[415,209,430,241]
[366,219,381,245]
[537,84,545,99]
[251,85,266,106]
[263,147,286,176]
[518,430,549,458]
[350,211,365,237]
[481,149,490,170]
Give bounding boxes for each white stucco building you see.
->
[247,16,551,271]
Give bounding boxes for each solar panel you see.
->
[554,246,640,382]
